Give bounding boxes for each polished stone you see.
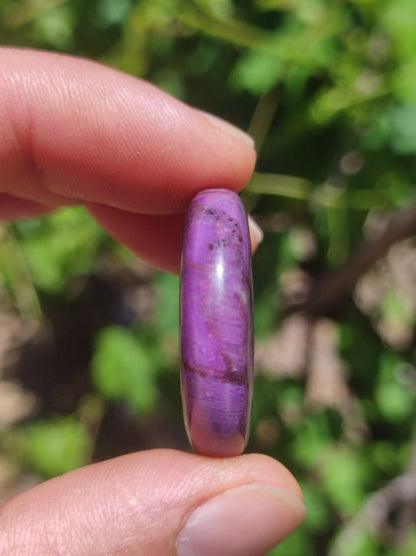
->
[180,189,253,457]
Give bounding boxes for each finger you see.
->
[0,48,256,216]
[89,203,185,273]
[0,197,262,273]
[0,194,53,220]
[89,204,264,273]
[0,450,304,556]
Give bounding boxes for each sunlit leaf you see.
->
[92,326,159,414]
[22,417,91,478]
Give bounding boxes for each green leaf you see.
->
[380,0,416,61]
[154,273,180,336]
[319,448,372,515]
[376,381,415,422]
[16,207,104,295]
[91,326,159,414]
[381,288,414,326]
[291,413,334,468]
[230,51,283,95]
[362,113,391,151]
[390,104,416,154]
[300,481,331,531]
[375,352,416,422]
[330,529,379,556]
[403,527,416,556]
[32,4,75,50]
[22,417,91,478]
[96,0,132,26]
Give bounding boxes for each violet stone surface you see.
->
[180,189,253,457]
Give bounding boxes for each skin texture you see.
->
[0,48,304,555]
[0,48,255,272]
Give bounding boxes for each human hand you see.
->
[0,48,305,555]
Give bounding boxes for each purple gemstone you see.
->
[180,189,254,457]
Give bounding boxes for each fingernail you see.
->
[248,215,264,251]
[196,109,255,148]
[176,484,305,556]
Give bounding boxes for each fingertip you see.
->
[195,109,255,148]
[0,449,302,555]
[230,452,304,502]
[176,484,304,556]
[248,214,264,253]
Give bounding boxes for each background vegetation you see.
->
[1,1,416,554]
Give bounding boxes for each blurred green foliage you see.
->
[92,325,160,413]
[15,208,105,294]
[1,0,416,554]
[21,416,92,477]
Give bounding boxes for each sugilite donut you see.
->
[180,189,254,457]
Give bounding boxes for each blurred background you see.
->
[1,1,416,554]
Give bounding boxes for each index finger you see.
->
[0,48,256,215]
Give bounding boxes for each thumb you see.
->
[0,449,305,556]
